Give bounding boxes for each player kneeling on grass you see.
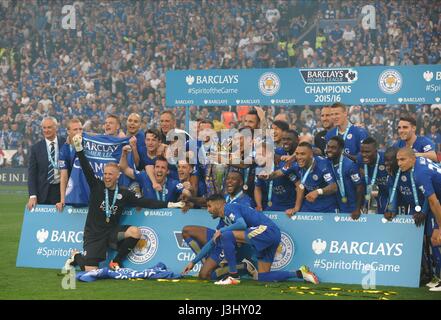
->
[180,172,257,281]
[64,134,184,272]
[182,194,319,285]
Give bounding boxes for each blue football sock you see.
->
[184,237,201,254]
[257,271,298,282]
[220,231,237,273]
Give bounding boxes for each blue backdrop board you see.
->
[166,65,441,107]
[17,206,424,287]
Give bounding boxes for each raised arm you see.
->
[129,136,140,168]
[72,134,98,188]
[119,145,135,179]
[145,164,162,191]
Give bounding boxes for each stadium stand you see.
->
[0,0,440,166]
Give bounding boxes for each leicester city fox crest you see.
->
[271,232,294,270]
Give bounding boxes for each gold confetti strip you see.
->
[281,285,399,300]
[324,293,339,297]
[156,279,180,282]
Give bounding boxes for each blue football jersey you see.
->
[282,156,338,213]
[389,170,425,214]
[134,170,183,202]
[225,191,253,207]
[393,136,435,154]
[356,152,389,214]
[58,143,76,171]
[140,153,157,167]
[325,125,368,157]
[217,203,278,230]
[413,157,441,200]
[255,160,296,211]
[328,156,362,213]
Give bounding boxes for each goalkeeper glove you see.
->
[168,201,185,208]
[72,134,83,152]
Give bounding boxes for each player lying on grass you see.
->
[64,134,184,272]
[182,194,319,285]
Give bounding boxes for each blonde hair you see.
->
[104,162,120,171]
[67,118,82,130]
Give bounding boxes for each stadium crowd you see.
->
[1,0,441,289]
[0,0,440,166]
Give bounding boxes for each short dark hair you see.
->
[146,128,161,139]
[331,102,346,111]
[285,129,299,139]
[155,155,168,166]
[385,146,399,158]
[227,170,244,182]
[161,110,175,120]
[247,109,260,124]
[361,137,377,147]
[206,193,226,202]
[399,116,416,127]
[199,120,214,128]
[106,114,120,125]
[329,136,345,149]
[298,141,313,150]
[272,120,289,132]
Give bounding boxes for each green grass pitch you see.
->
[0,186,439,300]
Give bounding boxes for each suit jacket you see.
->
[28,136,66,203]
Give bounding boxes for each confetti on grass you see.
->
[283,285,398,300]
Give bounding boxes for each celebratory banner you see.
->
[166,64,441,107]
[17,206,423,287]
[65,133,130,205]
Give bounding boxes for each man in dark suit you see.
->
[27,117,66,210]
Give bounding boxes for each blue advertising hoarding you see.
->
[166,65,441,107]
[17,205,424,287]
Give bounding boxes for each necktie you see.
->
[47,142,55,183]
